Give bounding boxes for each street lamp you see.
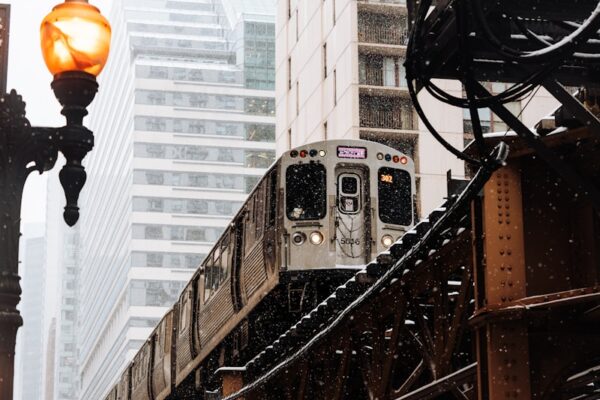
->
[0,0,110,397]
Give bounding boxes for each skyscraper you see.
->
[78,0,276,398]
[276,0,558,215]
[16,234,45,400]
[45,318,56,400]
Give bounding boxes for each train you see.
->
[104,139,416,400]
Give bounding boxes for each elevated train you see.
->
[105,139,416,400]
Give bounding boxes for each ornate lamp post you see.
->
[0,1,110,397]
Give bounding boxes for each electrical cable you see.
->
[404,0,482,164]
[472,0,600,63]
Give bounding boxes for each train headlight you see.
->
[309,231,324,245]
[381,234,394,248]
[292,232,306,245]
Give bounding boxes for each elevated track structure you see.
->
[211,1,600,399]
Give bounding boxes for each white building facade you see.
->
[275,0,558,215]
[78,0,276,398]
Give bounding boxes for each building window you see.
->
[288,128,292,150]
[288,0,291,19]
[323,121,328,140]
[288,57,292,90]
[296,81,300,116]
[323,43,327,79]
[333,0,336,25]
[296,9,299,41]
[333,69,337,105]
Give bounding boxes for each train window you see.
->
[268,171,278,227]
[220,237,229,282]
[337,173,361,214]
[378,167,412,226]
[286,163,327,220]
[204,236,231,302]
[341,176,358,194]
[179,294,190,333]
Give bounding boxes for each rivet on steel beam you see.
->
[507,249,512,255]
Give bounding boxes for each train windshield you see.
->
[286,163,327,220]
[378,167,412,225]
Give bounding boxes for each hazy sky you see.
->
[7,0,112,225]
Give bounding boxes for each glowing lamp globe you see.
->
[40,0,111,77]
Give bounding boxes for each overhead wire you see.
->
[405,0,600,164]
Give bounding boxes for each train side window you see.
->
[179,294,190,333]
[255,183,265,238]
[204,253,215,301]
[203,259,212,301]
[164,318,171,352]
[220,236,230,282]
[286,163,327,220]
[378,167,412,226]
[268,171,277,227]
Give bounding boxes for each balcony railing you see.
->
[360,68,383,86]
[358,25,409,46]
[360,106,414,130]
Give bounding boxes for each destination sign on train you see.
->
[337,146,367,159]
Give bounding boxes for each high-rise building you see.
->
[78,0,276,398]
[45,318,56,400]
[54,228,80,400]
[15,234,45,400]
[36,169,83,400]
[276,0,558,215]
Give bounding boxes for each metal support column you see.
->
[473,164,532,399]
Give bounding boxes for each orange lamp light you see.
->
[40,0,111,77]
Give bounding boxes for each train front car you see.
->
[281,140,415,273]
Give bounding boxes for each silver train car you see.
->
[105,139,415,399]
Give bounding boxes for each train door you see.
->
[334,166,371,265]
